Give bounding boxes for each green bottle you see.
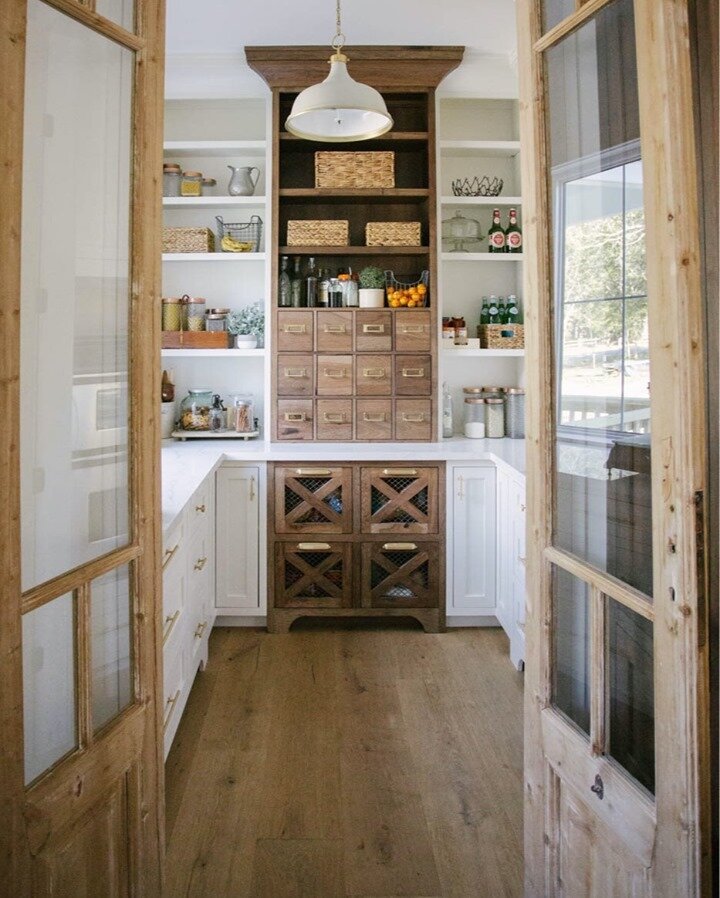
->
[506,294,520,323]
[488,208,506,253]
[488,294,500,324]
[480,296,490,325]
[497,296,508,324]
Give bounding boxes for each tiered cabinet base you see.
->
[268,462,445,632]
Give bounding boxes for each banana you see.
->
[221,235,253,253]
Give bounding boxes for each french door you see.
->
[0,0,165,893]
[517,1,710,895]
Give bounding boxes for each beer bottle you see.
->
[505,208,522,254]
[488,208,506,253]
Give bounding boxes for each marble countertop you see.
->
[162,436,526,536]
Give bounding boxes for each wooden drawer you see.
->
[277,399,314,441]
[275,541,353,608]
[362,540,440,608]
[277,310,313,352]
[356,399,393,441]
[316,355,353,396]
[395,354,432,396]
[361,464,439,534]
[277,353,314,397]
[274,465,353,534]
[355,354,392,396]
[316,399,353,441]
[355,310,392,352]
[316,310,353,352]
[395,399,432,441]
[394,309,431,352]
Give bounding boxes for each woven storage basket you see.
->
[366,221,421,247]
[287,219,349,246]
[162,227,215,253]
[315,151,395,188]
[478,323,525,350]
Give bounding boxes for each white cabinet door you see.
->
[510,476,526,669]
[495,467,512,631]
[215,466,260,611]
[450,465,496,615]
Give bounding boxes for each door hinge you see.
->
[694,490,707,648]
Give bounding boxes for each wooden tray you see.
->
[172,430,260,441]
[161,331,231,349]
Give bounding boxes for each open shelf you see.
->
[441,195,522,206]
[163,140,266,157]
[442,348,525,358]
[161,348,266,358]
[279,188,430,203]
[440,140,521,157]
[162,253,267,262]
[441,253,524,262]
[163,196,266,208]
[279,245,430,256]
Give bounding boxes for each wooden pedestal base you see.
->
[268,606,445,634]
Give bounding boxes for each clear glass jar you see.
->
[505,387,526,439]
[482,385,506,400]
[185,297,205,331]
[162,297,184,331]
[345,275,359,308]
[202,177,217,196]
[181,170,203,197]
[463,398,486,438]
[228,394,255,433]
[179,388,212,431]
[205,308,229,332]
[485,397,505,438]
[163,163,182,197]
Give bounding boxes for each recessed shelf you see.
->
[441,196,522,206]
[279,246,430,256]
[163,140,266,157]
[163,196,266,208]
[442,348,525,358]
[440,140,521,157]
[441,253,524,262]
[162,253,267,262]
[279,188,430,203]
[161,348,266,358]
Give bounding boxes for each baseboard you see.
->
[213,614,267,628]
[446,615,500,628]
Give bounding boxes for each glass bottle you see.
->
[497,296,508,325]
[488,208,506,253]
[328,276,343,308]
[480,296,490,325]
[506,294,520,323]
[290,256,304,307]
[305,256,318,308]
[346,272,359,308]
[488,294,500,324]
[505,208,522,254]
[278,255,291,307]
[442,382,454,438]
[317,268,331,308]
[209,394,226,432]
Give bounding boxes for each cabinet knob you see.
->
[195,503,206,513]
[194,556,207,571]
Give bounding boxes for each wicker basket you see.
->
[478,323,525,349]
[315,151,395,188]
[162,227,215,253]
[366,221,422,247]
[287,219,349,246]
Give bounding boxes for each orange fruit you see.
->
[417,284,427,295]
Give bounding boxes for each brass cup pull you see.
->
[284,324,307,334]
[383,542,418,551]
[323,368,347,378]
[297,542,332,551]
[362,324,384,334]
[402,367,425,378]
[163,609,181,645]
[163,689,181,731]
[194,620,208,640]
[295,468,331,476]
[162,543,180,570]
[194,556,207,571]
[195,503,205,513]
[284,413,306,422]
[401,325,424,334]
[362,368,386,378]
[323,413,345,423]
[285,368,308,378]
[363,413,386,423]
[324,324,346,334]
[382,468,418,476]
[401,414,425,423]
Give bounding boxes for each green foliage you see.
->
[358,266,385,289]
[227,301,265,337]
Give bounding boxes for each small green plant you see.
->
[227,301,265,341]
[358,266,385,289]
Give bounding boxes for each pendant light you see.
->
[285,0,393,142]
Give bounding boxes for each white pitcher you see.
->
[227,165,260,196]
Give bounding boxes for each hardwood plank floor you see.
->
[165,625,524,898]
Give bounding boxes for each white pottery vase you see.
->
[359,288,385,309]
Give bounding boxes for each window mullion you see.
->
[590,585,607,756]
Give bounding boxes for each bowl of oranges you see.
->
[385,269,430,309]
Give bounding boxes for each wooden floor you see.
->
[165,624,524,898]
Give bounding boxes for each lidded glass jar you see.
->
[205,308,230,332]
[185,297,206,331]
[463,397,486,439]
[482,385,506,400]
[228,393,255,433]
[181,170,203,196]
[485,397,505,438]
[163,163,182,197]
[179,388,212,431]
[162,296,184,331]
[505,387,526,439]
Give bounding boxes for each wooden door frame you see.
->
[0,0,166,892]
[517,0,711,895]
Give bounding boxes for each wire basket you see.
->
[451,176,504,197]
[216,215,263,253]
[384,269,430,308]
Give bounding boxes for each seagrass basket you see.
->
[162,227,215,253]
[287,220,349,246]
[478,323,525,350]
[366,221,422,246]
[315,151,395,188]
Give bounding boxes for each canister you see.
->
[163,163,182,197]
[162,296,184,331]
[505,387,526,439]
[185,297,206,331]
[181,170,203,196]
[463,398,486,439]
[228,394,255,433]
[485,397,505,438]
[205,308,230,332]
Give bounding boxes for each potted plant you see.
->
[358,266,386,308]
[227,301,265,349]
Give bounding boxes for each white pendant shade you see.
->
[285,55,393,142]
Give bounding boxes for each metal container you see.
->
[485,397,505,438]
[505,387,526,439]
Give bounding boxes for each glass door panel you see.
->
[551,566,591,734]
[543,0,576,32]
[91,564,133,732]
[20,0,134,592]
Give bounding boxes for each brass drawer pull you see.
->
[362,367,386,378]
[195,503,205,513]
[295,468,331,476]
[402,367,425,378]
[401,325,424,334]
[283,324,307,334]
[194,620,208,640]
[297,542,332,551]
[382,468,418,476]
[163,609,181,645]
[163,689,181,731]
[362,324,385,334]
[323,412,345,423]
[323,367,347,378]
[401,414,425,423]
[194,556,207,571]
[285,368,308,378]
[324,324,346,334]
[162,543,180,570]
[363,413,386,423]
[250,475,256,501]
[383,542,418,551]
[284,412,307,422]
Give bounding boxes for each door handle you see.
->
[400,325,424,334]
[195,503,205,513]
[382,542,417,551]
[323,368,347,378]
[324,324,346,334]
[194,620,208,640]
[163,609,181,645]
[590,774,604,800]
[297,542,332,551]
[401,413,425,422]
[382,468,418,476]
[283,324,307,334]
[194,556,207,571]
[458,473,464,501]
[363,413,386,422]
[294,468,331,476]
[362,368,386,378]
[323,412,345,423]
[284,413,306,422]
[362,324,385,333]
[284,368,308,378]
[163,689,181,732]
[401,368,425,377]
[162,543,180,570]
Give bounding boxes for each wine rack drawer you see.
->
[274,465,353,534]
[361,465,439,534]
[274,541,353,609]
[362,540,440,609]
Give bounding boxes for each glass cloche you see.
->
[441,211,484,252]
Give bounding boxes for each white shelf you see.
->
[161,349,266,358]
[441,253,524,262]
[163,140,266,157]
[163,196,266,208]
[442,348,525,358]
[441,195,522,206]
[440,140,521,157]
[162,253,266,262]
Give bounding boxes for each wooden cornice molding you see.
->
[245,45,465,91]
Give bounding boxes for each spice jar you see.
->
[485,397,505,438]
[179,388,212,431]
[228,394,255,433]
[185,297,206,331]
[505,387,526,439]
[162,297,184,331]
[181,170,203,197]
[201,177,217,196]
[205,308,230,332]
[442,319,455,345]
[163,163,182,197]
[209,394,226,432]
[464,397,486,439]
